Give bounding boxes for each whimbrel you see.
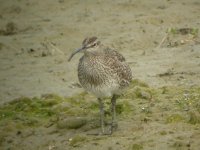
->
[68,37,132,134]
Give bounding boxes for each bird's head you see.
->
[68,36,100,61]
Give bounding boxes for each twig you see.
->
[157,32,169,49]
[41,39,65,55]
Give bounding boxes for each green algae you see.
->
[159,131,167,135]
[134,87,152,99]
[167,28,199,37]
[166,114,185,123]
[130,79,149,88]
[0,95,62,130]
[0,79,200,140]
[0,85,199,125]
[69,135,87,147]
[0,96,59,121]
[66,92,89,105]
[131,143,143,150]
[116,100,133,115]
[173,87,200,112]
[188,111,200,125]
[124,79,160,101]
[0,132,7,146]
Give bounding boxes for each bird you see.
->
[68,36,132,135]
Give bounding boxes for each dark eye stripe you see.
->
[82,36,97,46]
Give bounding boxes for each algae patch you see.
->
[0,79,200,149]
[166,114,185,123]
[69,135,87,147]
[116,100,133,115]
[130,143,143,150]
[188,111,200,125]
[0,95,61,121]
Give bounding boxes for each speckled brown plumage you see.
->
[68,37,132,134]
[78,50,132,97]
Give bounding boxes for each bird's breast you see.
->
[77,53,132,98]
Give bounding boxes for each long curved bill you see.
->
[68,47,84,62]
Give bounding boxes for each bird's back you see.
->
[103,47,126,62]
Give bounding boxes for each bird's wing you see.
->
[104,47,126,62]
[103,55,132,87]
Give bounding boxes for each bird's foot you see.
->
[87,127,113,136]
[109,122,118,134]
[87,131,111,136]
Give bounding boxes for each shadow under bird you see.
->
[68,37,132,135]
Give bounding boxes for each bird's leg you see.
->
[98,98,105,134]
[110,94,118,134]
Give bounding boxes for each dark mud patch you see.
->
[0,22,18,36]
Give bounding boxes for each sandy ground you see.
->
[0,0,200,150]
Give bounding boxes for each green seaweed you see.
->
[69,135,87,147]
[116,100,133,115]
[66,92,88,105]
[188,112,200,124]
[166,114,185,123]
[131,143,143,150]
[0,95,62,128]
[160,131,167,135]
[130,79,149,88]
[0,79,200,143]
[167,27,198,36]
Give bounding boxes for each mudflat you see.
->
[0,0,200,149]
